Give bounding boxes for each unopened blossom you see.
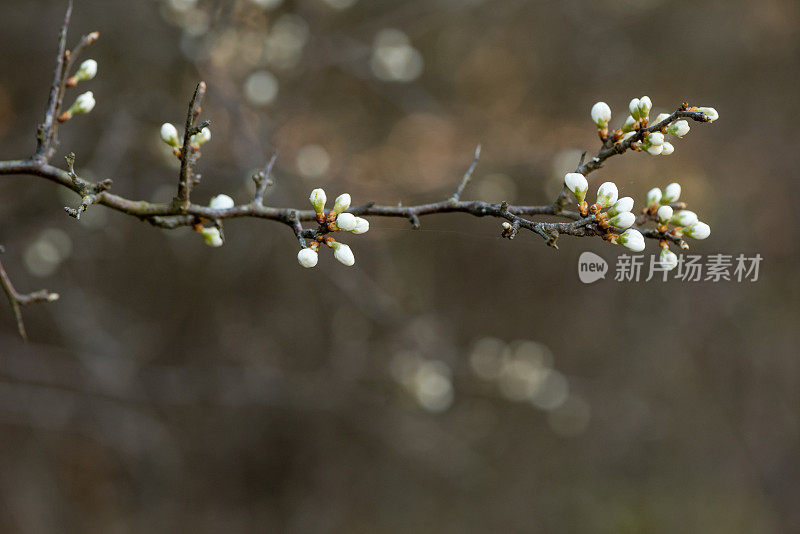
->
[646,187,662,206]
[667,120,690,137]
[297,248,318,268]
[657,205,673,223]
[160,123,180,147]
[654,113,671,124]
[309,188,326,213]
[606,196,634,218]
[618,228,645,252]
[331,242,355,266]
[671,210,698,227]
[564,172,588,203]
[335,212,358,231]
[684,221,711,240]
[608,211,636,229]
[698,107,719,122]
[637,96,652,120]
[596,181,618,208]
[68,91,95,115]
[209,194,234,210]
[662,182,681,203]
[191,127,211,145]
[332,193,351,215]
[659,248,678,271]
[591,102,611,127]
[647,144,664,156]
[351,217,370,234]
[647,132,665,146]
[661,142,675,155]
[621,115,637,133]
[201,227,223,247]
[74,59,97,81]
[629,98,641,120]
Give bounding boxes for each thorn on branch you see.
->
[408,213,420,230]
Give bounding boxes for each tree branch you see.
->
[0,249,59,341]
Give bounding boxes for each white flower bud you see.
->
[331,242,355,266]
[660,142,675,155]
[646,144,664,156]
[646,187,662,206]
[621,115,637,133]
[662,182,681,203]
[647,132,664,146]
[657,205,673,223]
[591,101,611,127]
[608,211,636,229]
[621,131,636,141]
[654,113,671,124]
[160,123,181,147]
[564,172,588,203]
[671,210,698,227]
[684,221,710,240]
[596,181,618,208]
[201,227,223,247]
[209,194,234,210]
[606,196,634,218]
[297,248,318,268]
[628,98,641,120]
[350,217,370,234]
[309,188,327,213]
[618,228,645,252]
[658,248,678,271]
[667,120,690,137]
[68,91,95,115]
[332,193,351,215]
[698,107,719,122]
[637,96,652,119]
[75,59,97,81]
[191,126,211,146]
[335,212,358,231]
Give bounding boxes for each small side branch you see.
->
[35,1,72,160]
[450,144,481,203]
[0,251,59,341]
[175,81,207,211]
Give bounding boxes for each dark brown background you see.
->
[1,0,798,532]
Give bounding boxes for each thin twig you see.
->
[0,254,58,341]
[175,81,207,211]
[35,1,72,161]
[450,144,481,203]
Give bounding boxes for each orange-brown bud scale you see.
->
[57,111,72,123]
[66,76,78,88]
[578,201,589,217]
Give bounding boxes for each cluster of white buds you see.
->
[644,182,711,270]
[563,173,648,252]
[591,96,719,158]
[628,96,652,123]
[298,188,370,268]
